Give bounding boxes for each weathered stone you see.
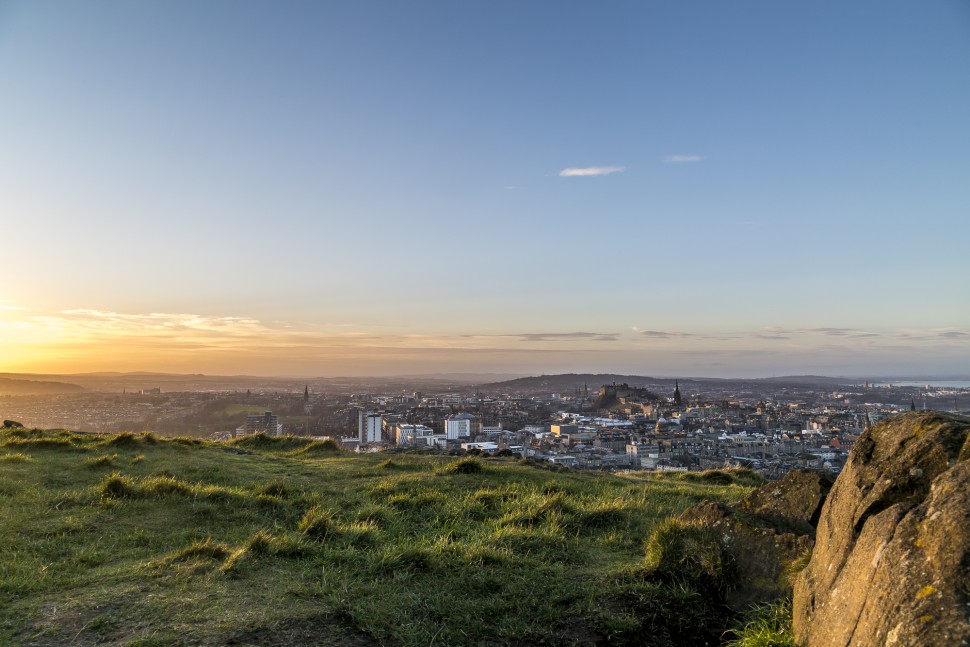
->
[678,469,826,609]
[740,469,835,536]
[3,420,24,428]
[793,411,970,647]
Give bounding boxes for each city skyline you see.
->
[1,1,968,378]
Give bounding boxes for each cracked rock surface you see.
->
[793,412,970,647]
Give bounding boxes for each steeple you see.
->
[673,380,682,406]
[910,398,916,411]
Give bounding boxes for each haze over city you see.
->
[1,1,968,378]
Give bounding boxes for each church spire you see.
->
[673,380,682,406]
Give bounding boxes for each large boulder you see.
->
[793,411,970,647]
[679,469,834,609]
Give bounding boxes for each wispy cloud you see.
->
[515,332,619,342]
[761,326,879,339]
[558,166,625,177]
[465,332,619,343]
[896,328,970,342]
[632,328,695,339]
[664,155,704,163]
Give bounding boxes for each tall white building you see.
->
[444,412,480,440]
[358,410,382,443]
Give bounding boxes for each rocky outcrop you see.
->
[793,412,970,647]
[679,469,834,609]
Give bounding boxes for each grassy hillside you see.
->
[0,428,758,646]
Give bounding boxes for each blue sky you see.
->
[1,1,968,377]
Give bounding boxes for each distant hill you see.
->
[0,377,84,395]
[478,373,668,393]
[757,375,857,385]
[479,373,858,393]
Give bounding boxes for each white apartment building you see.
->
[358,410,382,443]
[444,412,480,440]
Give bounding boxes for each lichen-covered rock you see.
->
[739,469,835,536]
[678,469,830,609]
[793,411,970,647]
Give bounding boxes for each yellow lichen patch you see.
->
[919,614,935,624]
[915,585,937,600]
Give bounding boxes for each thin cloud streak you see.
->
[558,166,625,177]
[664,155,703,163]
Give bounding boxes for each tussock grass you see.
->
[0,452,32,463]
[290,439,340,456]
[724,598,797,646]
[106,432,138,446]
[643,518,740,599]
[152,538,232,566]
[85,454,119,469]
[438,457,484,475]
[98,472,140,498]
[298,505,335,541]
[659,467,766,488]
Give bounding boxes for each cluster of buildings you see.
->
[4,375,966,480]
[324,379,967,478]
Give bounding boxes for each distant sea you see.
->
[874,381,970,389]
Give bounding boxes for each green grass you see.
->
[0,427,755,646]
[724,598,797,646]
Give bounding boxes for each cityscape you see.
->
[3,372,967,479]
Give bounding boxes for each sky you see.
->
[1,1,969,378]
